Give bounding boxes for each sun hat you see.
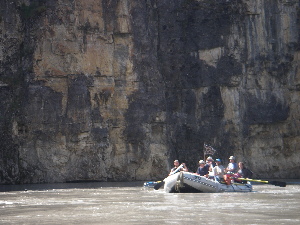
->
[206,156,213,161]
[229,156,235,160]
[199,160,205,164]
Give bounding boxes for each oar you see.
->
[238,178,286,187]
[153,181,164,190]
[154,164,184,190]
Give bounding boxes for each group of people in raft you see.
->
[170,156,253,185]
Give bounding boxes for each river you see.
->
[0,181,299,224]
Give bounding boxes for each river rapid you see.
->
[1,181,299,224]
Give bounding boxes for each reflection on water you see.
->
[0,181,299,224]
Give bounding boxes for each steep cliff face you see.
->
[157,0,300,179]
[0,0,299,184]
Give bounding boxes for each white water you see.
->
[0,181,299,224]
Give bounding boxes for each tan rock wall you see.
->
[0,0,299,183]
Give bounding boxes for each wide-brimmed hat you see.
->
[199,160,205,164]
[229,156,235,160]
[206,156,214,161]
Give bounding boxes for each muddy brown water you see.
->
[0,181,299,224]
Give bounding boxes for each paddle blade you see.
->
[143,181,157,188]
[154,181,164,190]
[268,181,286,187]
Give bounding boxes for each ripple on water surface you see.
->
[0,181,299,224]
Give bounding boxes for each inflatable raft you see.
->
[162,171,252,193]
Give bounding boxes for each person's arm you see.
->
[204,167,209,177]
[182,163,188,172]
[224,164,230,172]
[214,167,221,176]
[212,167,216,175]
[196,167,201,175]
[208,164,213,172]
[220,166,225,176]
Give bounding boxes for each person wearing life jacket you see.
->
[234,162,253,183]
[212,158,225,181]
[223,156,238,185]
[196,160,209,177]
[205,156,215,172]
[169,160,188,175]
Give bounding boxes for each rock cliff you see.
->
[0,0,299,184]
